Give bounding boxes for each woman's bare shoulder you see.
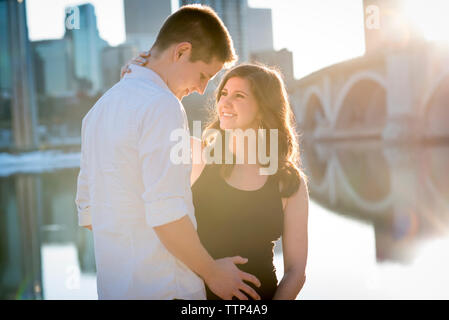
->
[280,173,309,212]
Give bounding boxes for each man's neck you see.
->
[143,51,172,91]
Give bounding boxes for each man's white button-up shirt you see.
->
[75,64,206,300]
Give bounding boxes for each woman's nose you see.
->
[219,96,233,109]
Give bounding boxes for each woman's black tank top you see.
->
[192,164,284,300]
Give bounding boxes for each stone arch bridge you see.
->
[290,43,449,142]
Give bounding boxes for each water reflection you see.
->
[0,142,448,299]
[0,173,43,299]
[302,140,449,265]
[0,168,96,299]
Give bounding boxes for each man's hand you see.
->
[153,216,261,301]
[120,51,151,78]
[205,256,262,300]
[82,225,92,231]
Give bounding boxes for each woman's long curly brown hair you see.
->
[203,63,307,198]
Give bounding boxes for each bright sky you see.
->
[400,0,449,44]
[26,0,366,79]
[248,0,365,78]
[26,0,126,47]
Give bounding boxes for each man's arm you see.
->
[75,117,92,230]
[154,215,260,300]
[140,95,260,300]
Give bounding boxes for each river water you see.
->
[1,141,448,299]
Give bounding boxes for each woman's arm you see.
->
[273,175,309,300]
[190,136,206,186]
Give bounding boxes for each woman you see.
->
[190,64,308,300]
[122,57,309,300]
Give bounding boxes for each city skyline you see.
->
[25,0,366,79]
[24,0,449,80]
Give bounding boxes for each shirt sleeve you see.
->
[138,94,193,228]
[75,117,92,226]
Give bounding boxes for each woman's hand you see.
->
[120,51,152,78]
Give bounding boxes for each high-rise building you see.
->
[101,44,139,89]
[32,39,75,97]
[251,48,295,85]
[247,7,273,54]
[0,1,11,96]
[0,0,39,150]
[64,3,108,94]
[124,0,172,51]
[0,0,11,148]
[180,0,249,62]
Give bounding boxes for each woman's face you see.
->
[217,77,261,131]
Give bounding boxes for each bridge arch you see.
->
[302,92,327,135]
[423,144,449,208]
[334,149,392,213]
[294,86,326,120]
[301,140,329,187]
[333,72,387,137]
[421,73,449,139]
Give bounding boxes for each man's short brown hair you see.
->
[152,4,237,67]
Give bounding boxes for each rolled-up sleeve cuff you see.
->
[145,197,189,227]
[78,209,92,226]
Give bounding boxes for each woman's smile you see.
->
[220,111,237,119]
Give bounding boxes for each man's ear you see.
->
[173,42,192,61]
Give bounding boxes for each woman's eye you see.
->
[236,94,245,98]
[221,91,227,96]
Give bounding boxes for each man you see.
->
[75,5,260,300]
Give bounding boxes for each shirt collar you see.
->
[123,64,172,94]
